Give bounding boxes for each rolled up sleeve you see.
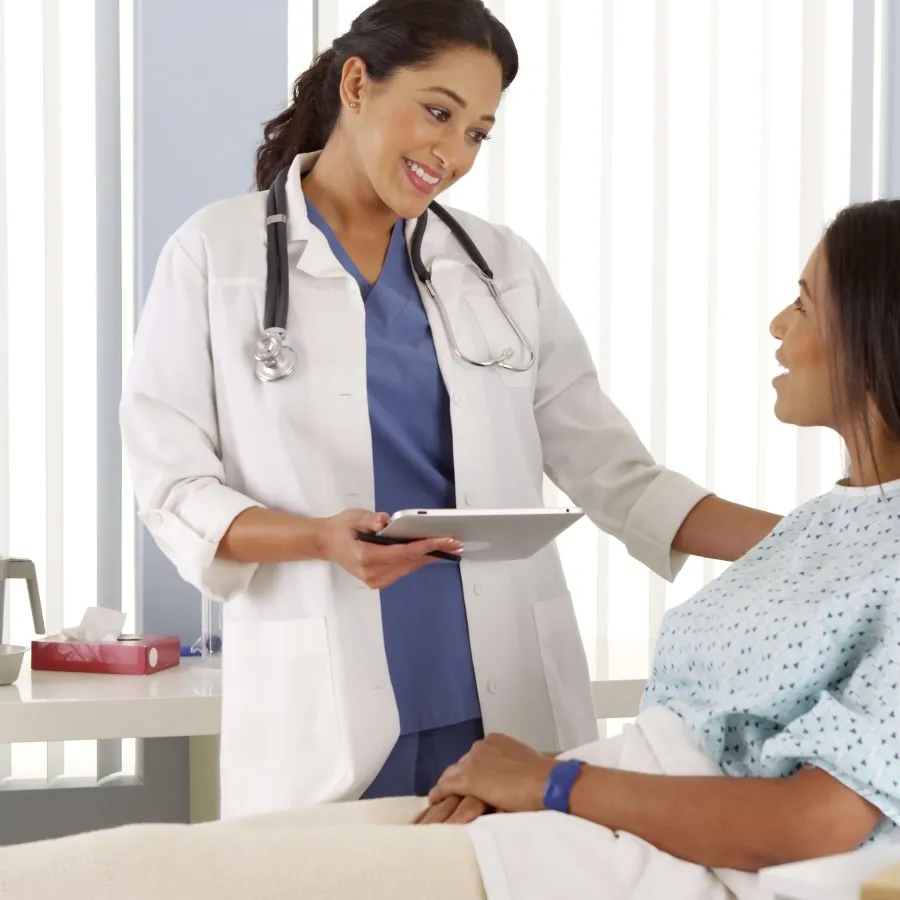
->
[620,468,712,580]
[522,233,711,581]
[121,231,262,601]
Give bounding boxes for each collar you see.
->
[279,151,347,279]
[282,151,321,244]
[278,151,460,280]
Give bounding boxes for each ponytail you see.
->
[253,0,518,193]
[254,48,339,191]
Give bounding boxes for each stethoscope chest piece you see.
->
[254,327,296,382]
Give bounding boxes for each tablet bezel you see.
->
[378,507,584,563]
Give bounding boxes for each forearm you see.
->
[672,495,782,562]
[568,767,876,872]
[216,507,326,564]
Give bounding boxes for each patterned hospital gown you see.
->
[643,478,900,842]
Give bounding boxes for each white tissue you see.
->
[62,607,126,643]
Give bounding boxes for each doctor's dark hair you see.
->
[254,0,517,191]
[821,199,900,469]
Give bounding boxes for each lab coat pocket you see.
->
[220,615,348,817]
[460,276,537,390]
[532,594,599,751]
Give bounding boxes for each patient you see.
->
[4,199,900,900]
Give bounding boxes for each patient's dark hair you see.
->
[822,199,900,469]
[254,0,518,191]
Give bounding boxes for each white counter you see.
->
[0,660,223,822]
[0,665,639,827]
[0,660,221,744]
[0,665,641,745]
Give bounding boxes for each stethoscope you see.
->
[254,165,536,383]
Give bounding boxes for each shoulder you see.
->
[181,191,266,242]
[164,190,267,278]
[767,492,832,537]
[431,203,537,286]
[754,489,900,589]
[776,487,900,538]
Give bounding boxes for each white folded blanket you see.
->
[467,706,766,900]
[0,796,481,900]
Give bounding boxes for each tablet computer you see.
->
[377,507,584,562]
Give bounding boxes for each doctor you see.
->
[120,0,780,820]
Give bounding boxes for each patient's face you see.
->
[769,243,833,427]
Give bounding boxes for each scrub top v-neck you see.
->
[304,197,482,743]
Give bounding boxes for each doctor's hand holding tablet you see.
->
[324,509,464,588]
[120,0,782,820]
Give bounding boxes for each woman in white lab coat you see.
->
[120,0,779,820]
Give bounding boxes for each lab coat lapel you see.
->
[405,213,499,520]
[278,153,371,512]
[282,152,350,281]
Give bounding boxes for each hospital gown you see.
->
[643,477,900,841]
[466,480,900,899]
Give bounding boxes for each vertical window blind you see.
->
[0,0,134,784]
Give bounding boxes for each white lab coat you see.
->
[120,152,710,820]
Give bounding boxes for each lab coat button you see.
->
[464,493,475,507]
[452,392,463,406]
[487,679,499,694]
[147,511,164,528]
[473,582,485,596]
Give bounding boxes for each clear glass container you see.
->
[192,594,223,671]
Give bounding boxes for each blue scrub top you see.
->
[305,198,482,734]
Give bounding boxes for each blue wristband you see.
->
[542,759,584,813]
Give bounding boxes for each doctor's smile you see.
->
[402,157,446,195]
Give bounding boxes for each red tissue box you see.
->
[30,634,180,675]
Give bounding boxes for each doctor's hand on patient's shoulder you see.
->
[319,509,463,590]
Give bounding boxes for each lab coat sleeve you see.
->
[120,232,263,602]
[519,234,712,581]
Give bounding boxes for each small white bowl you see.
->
[0,644,27,686]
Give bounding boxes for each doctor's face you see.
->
[349,46,503,219]
[769,243,834,428]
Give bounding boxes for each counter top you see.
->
[0,660,221,743]
[0,666,643,745]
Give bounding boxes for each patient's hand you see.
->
[413,794,489,825]
[428,733,554,815]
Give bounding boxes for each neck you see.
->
[301,137,397,239]
[843,427,900,487]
